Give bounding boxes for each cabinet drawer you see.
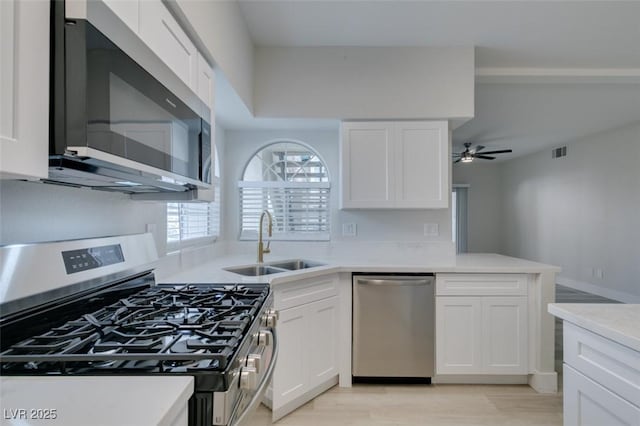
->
[564,322,640,407]
[274,275,338,310]
[564,364,640,426]
[139,1,197,89]
[436,274,528,296]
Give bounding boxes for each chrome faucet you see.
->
[257,210,273,263]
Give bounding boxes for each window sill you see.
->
[166,235,218,255]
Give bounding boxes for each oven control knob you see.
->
[257,330,271,347]
[240,366,258,390]
[246,354,263,374]
[264,309,279,328]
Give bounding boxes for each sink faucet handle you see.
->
[264,240,271,253]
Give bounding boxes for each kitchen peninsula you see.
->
[158,249,560,421]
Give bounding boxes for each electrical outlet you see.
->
[146,223,157,234]
[342,223,357,237]
[595,268,604,280]
[423,223,439,237]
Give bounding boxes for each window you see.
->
[167,148,221,244]
[452,185,468,253]
[239,141,330,241]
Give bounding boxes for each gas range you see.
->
[0,234,277,426]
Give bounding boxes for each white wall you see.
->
[254,47,474,121]
[452,162,503,253]
[222,128,452,244]
[501,121,640,302]
[0,180,168,253]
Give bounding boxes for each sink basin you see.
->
[223,265,286,276]
[224,259,326,276]
[267,259,326,271]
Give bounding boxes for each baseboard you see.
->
[272,376,339,422]
[528,371,558,393]
[556,276,640,303]
[433,374,528,385]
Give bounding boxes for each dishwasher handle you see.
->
[356,278,433,287]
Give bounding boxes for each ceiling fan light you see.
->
[461,152,473,163]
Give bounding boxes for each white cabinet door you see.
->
[482,297,528,374]
[307,296,339,388]
[564,365,640,426]
[271,276,340,421]
[102,0,139,33]
[139,0,197,90]
[272,304,308,406]
[196,53,215,107]
[340,122,394,208]
[436,295,528,375]
[436,297,483,374]
[340,120,449,209]
[0,0,49,180]
[394,121,449,208]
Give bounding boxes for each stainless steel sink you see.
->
[267,259,326,271]
[223,265,286,276]
[224,259,326,276]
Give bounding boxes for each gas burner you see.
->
[1,283,270,375]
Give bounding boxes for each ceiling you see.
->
[218,1,640,160]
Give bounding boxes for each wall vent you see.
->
[552,146,567,158]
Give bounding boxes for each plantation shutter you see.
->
[239,182,330,241]
[167,202,214,243]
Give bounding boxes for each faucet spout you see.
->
[257,210,273,263]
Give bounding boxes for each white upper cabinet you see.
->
[340,122,394,208]
[196,53,215,108]
[394,122,449,208]
[340,120,449,209]
[0,0,49,180]
[139,0,198,91]
[102,0,139,33]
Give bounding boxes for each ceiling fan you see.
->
[453,142,513,163]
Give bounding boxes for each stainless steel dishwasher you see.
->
[352,274,435,379]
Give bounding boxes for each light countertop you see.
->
[158,252,560,286]
[0,376,193,426]
[549,303,640,352]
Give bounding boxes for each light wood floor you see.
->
[249,384,563,425]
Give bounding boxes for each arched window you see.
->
[239,141,330,241]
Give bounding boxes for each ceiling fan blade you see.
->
[454,158,461,163]
[473,145,486,154]
[474,155,496,160]
[478,149,513,155]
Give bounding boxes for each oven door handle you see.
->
[230,328,279,426]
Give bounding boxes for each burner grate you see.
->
[0,284,269,374]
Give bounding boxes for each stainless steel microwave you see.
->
[49,1,211,194]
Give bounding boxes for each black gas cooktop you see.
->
[0,284,270,375]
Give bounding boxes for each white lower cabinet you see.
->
[562,322,640,425]
[270,275,339,421]
[435,274,528,375]
[435,297,483,373]
[274,304,307,404]
[564,365,640,426]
